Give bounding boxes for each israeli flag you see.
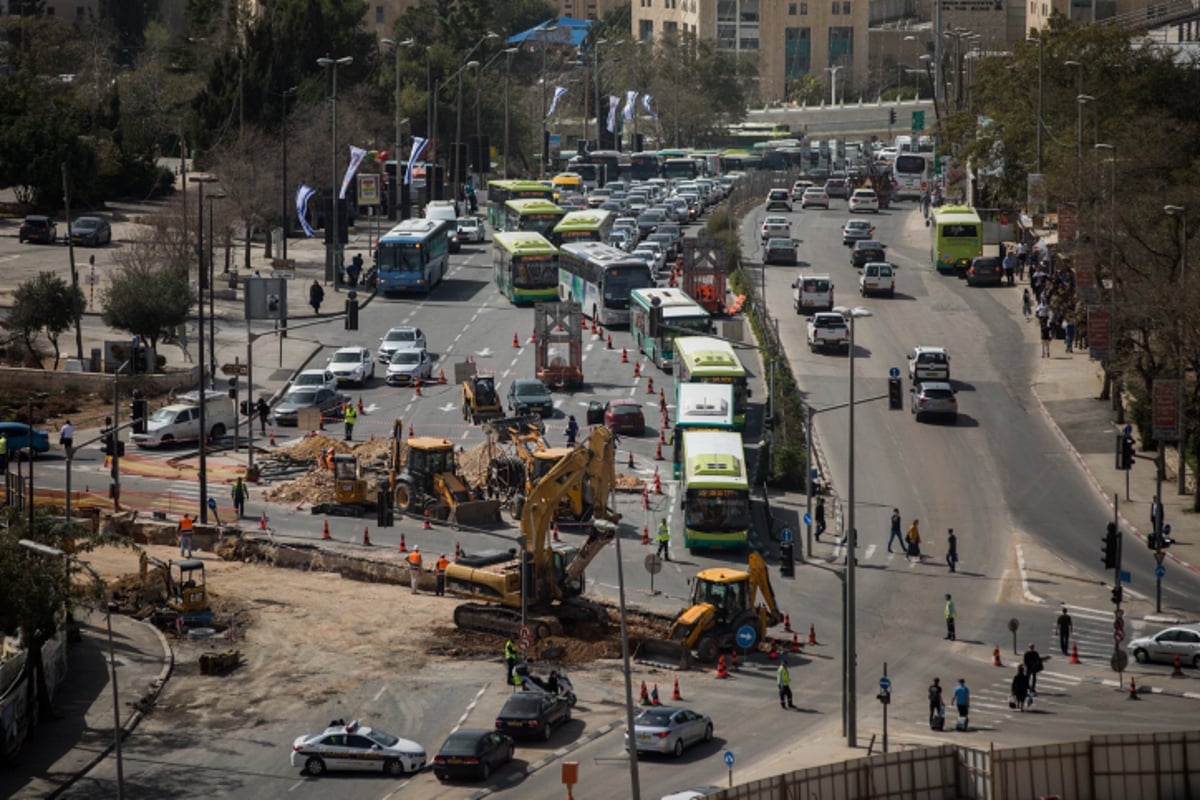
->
[295,184,316,238]
[642,93,659,122]
[623,90,638,121]
[547,86,568,118]
[607,96,620,133]
[339,145,367,199]
[406,137,428,185]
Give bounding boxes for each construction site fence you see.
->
[706,731,1200,800]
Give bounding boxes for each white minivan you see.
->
[792,273,835,314]
[131,390,237,448]
[423,201,461,252]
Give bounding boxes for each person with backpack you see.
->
[928,677,945,730]
[1023,643,1044,694]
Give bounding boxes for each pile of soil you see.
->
[457,440,500,487]
[262,435,403,505]
[614,474,646,492]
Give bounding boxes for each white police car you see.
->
[291,719,426,777]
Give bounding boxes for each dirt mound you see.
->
[262,435,404,505]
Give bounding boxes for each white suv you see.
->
[907,346,950,382]
[765,188,793,212]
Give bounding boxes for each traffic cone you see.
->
[414,383,422,397]
[590,318,597,333]
[322,520,331,540]
[633,361,641,377]
[357,397,364,415]
[438,368,446,385]
[655,441,664,461]
[627,451,635,469]
[621,347,628,363]
[607,334,613,349]
[993,646,1002,667]
[1070,643,1081,664]
[792,632,800,652]
[362,527,371,546]
[269,429,276,446]
[1173,654,1185,677]
[640,681,651,704]
[673,679,682,700]
[319,412,325,431]
[553,523,562,543]
[1129,677,1139,699]
[731,650,739,671]
[642,489,649,510]
[530,330,538,343]
[654,470,663,494]
[784,614,793,633]
[398,533,407,552]
[808,624,817,645]
[582,315,588,330]
[715,656,729,679]
[641,527,650,545]
[408,424,415,438]
[647,377,654,394]
[651,684,661,705]
[259,513,268,530]
[513,333,520,348]
[659,388,666,407]
[659,429,666,445]
[768,640,779,660]
[423,511,432,530]
[103,454,110,468]
[454,541,463,559]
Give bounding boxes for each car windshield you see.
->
[848,222,871,230]
[294,373,325,386]
[75,218,100,230]
[768,239,793,248]
[769,190,788,198]
[919,352,948,364]
[439,734,482,756]
[284,389,317,406]
[766,217,788,225]
[457,220,477,230]
[502,695,544,714]
[924,388,955,400]
[147,408,177,423]
[365,729,399,747]
[386,330,416,342]
[391,351,421,365]
[636,708,675,726]
[331,352,361,364]
[803,279,830,292]
[516,382,547,398]
[611,403,640,417]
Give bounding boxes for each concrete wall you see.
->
[0,366,201,402]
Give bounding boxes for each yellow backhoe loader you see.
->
[388,420,502,526]
[483,416,586,521]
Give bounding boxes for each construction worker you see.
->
[0,430,7,473]
[435,553,449,596]
[343,403,358,441]
[504,640,518,685]
[406,546,422,594]
[231,477,248,518]
[656,518,670,561]
[178,514,195,558]
[944,593,956,641]
[777,657,795,709]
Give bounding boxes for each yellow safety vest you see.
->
[0,436,7,455]
[657,524,669,543]
[344,407,357,424]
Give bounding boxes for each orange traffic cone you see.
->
[398,533,407,552]
[628,451,635,469]
[454,541,463,559]
[530,330,537,343]
[363,527,371,546]
[357,397,364,415]
[414,383,422,397]
[715,656,729,679]
[642,489,649,510]
[672,679,682,700]
[768,640,779,660]
[438,368,446,385]
[621,347,628,363]
[423,511,432,530]
[640,681,651,705]
[590,318,597,333]
[633,361,641,377]
[650,684,661,705]
[319,414,325,431]
[1129,677,1139,699]
[513,333,520,348]
[993,646,1003,667]
[1071,643,1081,664]
[408,424,414,438]
[1173,654,1185,677]
[641,527,650,545]
[655,441,664,461]
[659,388,666,407]
[659,429,666,444]
[582,315,588,330]
[322,520,331,540]
[269,429,276,446]
[553,523,562,543]
[259,513,268,530]
[607,334,613,349]
[784,614,792,633]
[808,624,817,645]
[654,470,663,494]
[647,377,654,394]
[792,632,800,652]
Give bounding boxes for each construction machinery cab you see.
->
[461,365,503,424]
[472,375,497,407]
[391,421,502,525]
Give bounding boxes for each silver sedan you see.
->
[624,707,713,757]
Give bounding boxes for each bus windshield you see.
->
[514,258,557,289]
[378,245,423,271]
[684,489,750,532]
[603,267,654,307]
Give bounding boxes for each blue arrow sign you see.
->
[206,497,217,510]
[1120,569,1132,585]
[781,528,794,543]
[879,676,891,691]
[803,512,812,527]
[735,625,758,649]
[724,750,735,767]
[889,367,900,378]
[1156,564,1166,579]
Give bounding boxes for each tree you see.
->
[7,273,84,370]
[101,260,193,355]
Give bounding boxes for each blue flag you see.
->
[295,183,316,238]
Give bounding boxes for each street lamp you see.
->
[20,540,124,799]
[432,33,497,199]
[1095,142,1121,416]
[277,86,297,261]
[1076,93,1094,203]
[188,175,216,524]
[475,47,517,185]
[833,304,871,748]
[453,58,481,209]
[1026,36,1044,174]
[825,65,843,106]
[1165,204,1188,495]
[904,35,918,95]
[205,190,224,384]
[382,38,415,222]
[503,46,520,180]
[317,55,353,292]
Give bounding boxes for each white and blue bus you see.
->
[557,241,654,327]
[375,218,451,294]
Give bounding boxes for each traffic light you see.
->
[130,393,147,435]
[1102,522,1119,569]
[1111,585,1124,605]
[1116,434,1135,470]
[888,377,903,410]
[889,109,897,125]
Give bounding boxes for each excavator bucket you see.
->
[634,638,692,671]
[450,499,503,526]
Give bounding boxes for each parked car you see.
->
[493,689,571,741]
[625,706,714,757]
[911,381,958,423]
[1127,624,1200,667]
[271,387,348,427]
[291,719,426,777]
[850,240,887,269]
[327,347,376,386]
[507,379,554,417]
[18,215,57,244]
[604,400,646,435]
[966,256,1004,286]
[0,422,51,455]
[763,237,798,266]
[385,349,435,386]
[69,216,113,246]
[432,730,514,781]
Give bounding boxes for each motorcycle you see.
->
[516,666,577,707]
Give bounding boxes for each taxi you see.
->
[291,719,426,777]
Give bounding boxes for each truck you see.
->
[806,311,850,353]
[534,301,583,390]
[131,390,237,448]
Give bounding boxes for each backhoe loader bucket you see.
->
[634,638,692,671]
[450,498,503,527]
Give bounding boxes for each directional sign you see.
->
[781,528,794,543]
[802,512,812,527]
[207,497,217,510]
[724,750,735,767]
[889,367,900,378]
[1156,564,1166,579]
[1111,649,1129,672]
[735,625,758,649]
[879,676,891,691]
[1124,424,1133,435]
[1120,570,1131,585]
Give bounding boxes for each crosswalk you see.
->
[963,668,1084,730]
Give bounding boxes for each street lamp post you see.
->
[476,47,518,185]
[1076,92,1094,203]
[1095,142,1121,414]
[188,175,216,524]
[1026,36,1044,174]
[824,65,842,106]
[454,58,480,210]
[20,540,124,799]
[278,86,297,261]
[205,191,224,385]
[504,47,518,180]
[317,55,353,292]
[382,38,415,222]
[1165,204,1188,495]
[904,35,918,96]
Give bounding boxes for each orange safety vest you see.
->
[407,551,421,568]
[179,517,194,533]
[436,557,449,575]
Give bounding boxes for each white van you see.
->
[131,390,238,448]
[423,201,461,252]
[791,273,835,314]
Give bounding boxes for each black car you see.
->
[19,215,57,244]
[70,216,113,247]
[494,689,571,741]
[433,730,514,781]
[507,379,554,417]
[850,240,887,269]
[763,237,798,266]
[966,256,1003,286]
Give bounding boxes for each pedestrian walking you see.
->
[777,658,795,709]
[815,496,827,540]
[945,528,958,572]
[952,678,970,729]
[504,639,518,685]
[565,415,579,446]
[1022,288,1033,319]
[177,513,195,558]
[656,518,671,561]
[1064,317,1076,353]
[922,192,932,219]
[59,420,75,452]
[256,397,270,436]
[887,508,904,553]
[346,253,363,287]
[343,403,357,441]
[407,546,422,593]
[1056,607,1073,655]
[1010,665,1030,712]
[435,553,449,596]
[944,593,956,641]
[1002,247,1016,286]
[309,280,325,315]
[1023,643,1043,694]
[928,677,945,729]
[1040,318,1052,358]
[906,519,922,561]
[0,431,8,473]
[231,477,248,518]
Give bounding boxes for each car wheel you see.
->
[1134,648,1150,664]
[543,720,554,741]
[506,743,515,763]
[481,761,491,779]
[672,738,685,758]
[383,758,404,777]
[305,756,326,776]
[703,723,713,742]
[1193,654,1200,669]
[696,636,719,664]
[210,423,227,439]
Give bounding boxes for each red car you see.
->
[604,400,646,436]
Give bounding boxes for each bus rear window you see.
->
[942,224,979,238]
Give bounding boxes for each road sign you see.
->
[1113,628,1125,643]
[879,676,891,691]
[889,367,900,378]
[1120,570,1131,585]
[1124,424,1133,435]
[735,625,757,649]
[221,363,249,376]
[1155,550,1166,565]
[1111,649,1128,672]
[517,637,531,652]
[781,528,794,543]
[207,497,217,510]
[644,554,663,575]
[911,110,925,132]
[1156,564,1166,579]
[802,512,812,526]
[724,750,735,767]
[1008,618,1020,632]
[519,626,531,641]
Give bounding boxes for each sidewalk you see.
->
[0,611,172,800]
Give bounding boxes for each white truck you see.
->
[792,273,834,313]
[806,312,850,353]
[131,390,238,448]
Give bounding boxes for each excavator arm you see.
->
[747,551,784,628]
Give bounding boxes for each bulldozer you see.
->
[635,552,784,670]
[483,415,586,521]
[445,425,620,641]
[459,362,503,424]
[388,420,502,526]
[141,554,213,630]
[309,452,377,516]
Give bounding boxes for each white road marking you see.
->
[477,347,493,358]
[372,684,389,702]
[439,403,456,413]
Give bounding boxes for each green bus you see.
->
[491,231,559,304]
[674,336,750,429]
[551,209,614,248]
[486,179,555,230]
[629,287,713,371]
[930,205,982,274]
[504,198,565,238]
[672,382,735,479]
[681,429,750,550]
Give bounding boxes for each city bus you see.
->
[680,429,750,550]
[930,205,983,274]
[557,241,654,326]
[551,209,614,247]
[671,382,735,478]
[673,336,750,429]
[629,287,714,371]
[582,150,626,185]
[374,218,451,294]
[628,151,661,181]
[565,158,605,191]
[491,231,559,304]
[663,157,699,182]
[893,153,931,200]
[486,179,555,230]
[503,198,566,239]
[551,172,582,200]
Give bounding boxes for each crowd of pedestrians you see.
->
[1009,241,1084,358]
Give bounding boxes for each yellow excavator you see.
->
[142,554,213,629]
[388,420,502,526]
[445,425,620,641]
[635,552,784,670]
[484,416,585,521]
